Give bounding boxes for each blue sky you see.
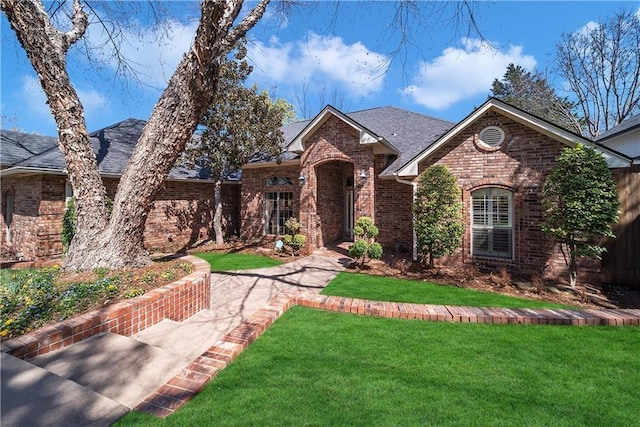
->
[2,1,639,136]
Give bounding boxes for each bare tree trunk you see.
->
[567,242,578,290]
[3,0,270,270]
[2,0,109,267]
[213,180,224,245]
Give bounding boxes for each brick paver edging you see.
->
[134,290,640,418]
[1,255,211,360]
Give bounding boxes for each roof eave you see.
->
[396,98,631,176]
[286,105,400,155]
[241,158,301,169]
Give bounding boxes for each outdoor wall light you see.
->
[359,169,368,180]
[298,174,306,187]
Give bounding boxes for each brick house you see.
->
[1,98,637,283]
[0,119,239,261]
[241,98,635,282]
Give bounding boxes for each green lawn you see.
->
[322,272,574,309]
[117,306,640,426]
[193,252,282,272]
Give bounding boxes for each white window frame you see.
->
[65,181,73,204]
[471,188,513,260]
[3,189,14,244]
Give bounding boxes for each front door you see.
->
[344,189,354,239]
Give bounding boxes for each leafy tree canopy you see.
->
[541,143,619,288]
[491,63,582,133]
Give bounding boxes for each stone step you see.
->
[29,332,190,409]
[1,352,128,427]
[134,309,226,359]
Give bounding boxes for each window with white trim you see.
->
[264,192,293,235]
[471,188,513,259]
[3,189,14,244]
[65,181,73,203]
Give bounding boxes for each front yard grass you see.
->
[322,272,574,309]
[118,306,640,426]
[193,252,282,272]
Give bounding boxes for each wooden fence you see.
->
[602,165,640,286]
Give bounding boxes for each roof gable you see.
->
[278,105,453,176]
[285,105,400,156]
[396,98,631,177]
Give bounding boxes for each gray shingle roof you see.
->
[346,106,454,176]
[3,106,455,180]
[596,114,640,142]
[278,106,454,176]
[2,119,215,180]
[0,130,58,167]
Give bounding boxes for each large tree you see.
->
[182,42,293,245]
[555,9,640,137]
[541,144,619,289]
[1,0,270,270]
[1,0,478,271]
[491,63,582,133]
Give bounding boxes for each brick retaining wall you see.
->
[0,256,211,360]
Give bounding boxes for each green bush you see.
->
[61,198,76,253]
[542,144,619,288]
[349,217,383,266]
[348,239,368,260]
[282,217,306,255]
[367,242,383,259]
[413,165,463,268]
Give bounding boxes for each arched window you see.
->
[471,188,513,259]
[3,189,15,243]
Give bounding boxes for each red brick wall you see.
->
[417,111,595,281]
[240,165,302,241]
[0,175,68,260]
[1,175,239,261]
[240,116,380,250]
[375,185,414,250]
[299,116,376,248]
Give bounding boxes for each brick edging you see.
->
[134,291,640,418]
[295,293,640,326]
[1,255,211,360]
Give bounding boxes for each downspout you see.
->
[395,176,418,261]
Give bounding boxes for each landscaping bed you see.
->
[0,258,195,339]
[346,254,640,310]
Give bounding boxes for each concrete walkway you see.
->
[207,254,350,338]
[1,254,347,427]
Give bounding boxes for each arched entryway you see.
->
[314,160,354,247]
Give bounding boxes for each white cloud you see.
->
[18,75,108,129]
[401,38,536,110]
[83,19,198,88]
[20,75,52,120]
[247,32,389,97]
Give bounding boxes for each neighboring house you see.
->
[1,99,637,284]
[595,115,640,285]
[0,119,239,260]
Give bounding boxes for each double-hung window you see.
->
[471,188,513,259]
